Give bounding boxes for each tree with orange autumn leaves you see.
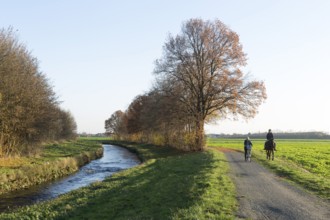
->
[106,18,266,151]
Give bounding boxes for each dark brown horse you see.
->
[264,139,276,160]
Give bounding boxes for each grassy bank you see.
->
[0,142,237,219]
[0,139,103,195]
[208,138,330,199]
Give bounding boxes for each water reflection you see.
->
[0,145,140,212]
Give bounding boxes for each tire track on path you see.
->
[223,150,329,220]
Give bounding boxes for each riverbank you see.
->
[0,139,104,195]
[0,141,237,219]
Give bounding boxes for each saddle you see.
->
[264,139,275,150]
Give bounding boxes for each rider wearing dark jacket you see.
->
[266,129,276,150]
[266,129,274,140]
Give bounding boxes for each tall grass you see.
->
[0,140,103,195]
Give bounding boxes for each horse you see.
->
[264,139,276,160]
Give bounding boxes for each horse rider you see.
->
[244,136,253,160]
[267,129,274,141]
[266,129,276,151]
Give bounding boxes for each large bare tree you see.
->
[155,18,267,151]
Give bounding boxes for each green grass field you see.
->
[0,139,103,170]
[0,139,103,195]
[207,138,330,199]
[1,138,328,219]
[0,142,236,220]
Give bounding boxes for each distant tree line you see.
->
[105,18,267,151]
[209,132,330,139]
[0,27,77,157]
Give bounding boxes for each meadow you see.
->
[0,141,236,220]
[1,138,328,219]
[207,138,330,199]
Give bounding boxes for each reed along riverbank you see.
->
[0,139,104,195]
[0,141,237,220]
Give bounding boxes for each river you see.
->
[0,144,140,212]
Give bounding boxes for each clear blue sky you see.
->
[1,0,329,134]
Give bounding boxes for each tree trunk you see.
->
[194,118,205,151]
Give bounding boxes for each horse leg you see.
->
[272,150,274,160]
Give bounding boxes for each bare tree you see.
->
[155,18,267,151]
[141,84,196,149]
[0,27,77,156]
[57,109,77,140]
[105,110,126,138]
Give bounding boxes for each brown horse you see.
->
[264,139,276,160]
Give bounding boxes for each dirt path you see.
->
[224,151,330,220]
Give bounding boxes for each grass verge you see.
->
[0,141,237,220]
